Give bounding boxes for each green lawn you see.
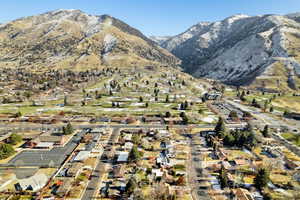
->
[281,132,300,146]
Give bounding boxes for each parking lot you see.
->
[212,102,244,118]
[4,130,85,167]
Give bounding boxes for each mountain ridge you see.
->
[0,9,180,71]
[155,13,300,91]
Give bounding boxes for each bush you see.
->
[0,143,15,160]
[62,123,74,135]
[8,133,22,145]
[228,111,238,119]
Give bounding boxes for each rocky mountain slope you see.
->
[149,36,171,45]
[0,9,179,71]
[160,14,300,90]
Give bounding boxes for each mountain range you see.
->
[1,9,300,91]
[0,9,179,71]
[156,13,300,91]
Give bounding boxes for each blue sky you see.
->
[1,0,300,36]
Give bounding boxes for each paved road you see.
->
[81,128,119,200]
[0,123,248,133]
[227,100,300,130]
[188,133,211,200]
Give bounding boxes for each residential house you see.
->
[163,117,183,125]
[142,116,162,124]
[123,134,132,142]
[34,132,67,146]
[152,169,164,180]
[204,91,222,100]
[73,151,90,162]
[35,142,54,149]
[124,142,133,151]
[117,152,129,163]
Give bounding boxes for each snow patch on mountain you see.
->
[160,13,300,88]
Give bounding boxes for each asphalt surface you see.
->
[0,123,249,134]
[3,130,85,167]
[227,100,300,130]
[188,133,211,200]
[81,128,119,200]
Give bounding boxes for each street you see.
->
[227,100,300,130]
[81,128,120,200]
[188,132,211,200]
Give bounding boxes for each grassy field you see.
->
[281,132,300,146]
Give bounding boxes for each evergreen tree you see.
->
[219,166,229,188]
[165,94,169,103]
[246,130,256,148]
[184,101,188,110]
[66,122,74,134]
[180,112,189,125]
[262,125,269,137]
[284,110,289,116]
[179,103,184,110]
[240,91,246,101]
[215,117,226,137]
[264,100,268,111]
[63,123,74,135]
[223,133,235,146]
[14,111,22,118]
[252,98,257,105]
[129,145,142,162]
[254,168,270,190]
[165,111,171,118]
[64,96,68,106]
[126,177,138,194]
[139,96,143,102]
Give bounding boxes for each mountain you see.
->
[161,14,300,91]
[149,36,171,45]
[0,9,179,71]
